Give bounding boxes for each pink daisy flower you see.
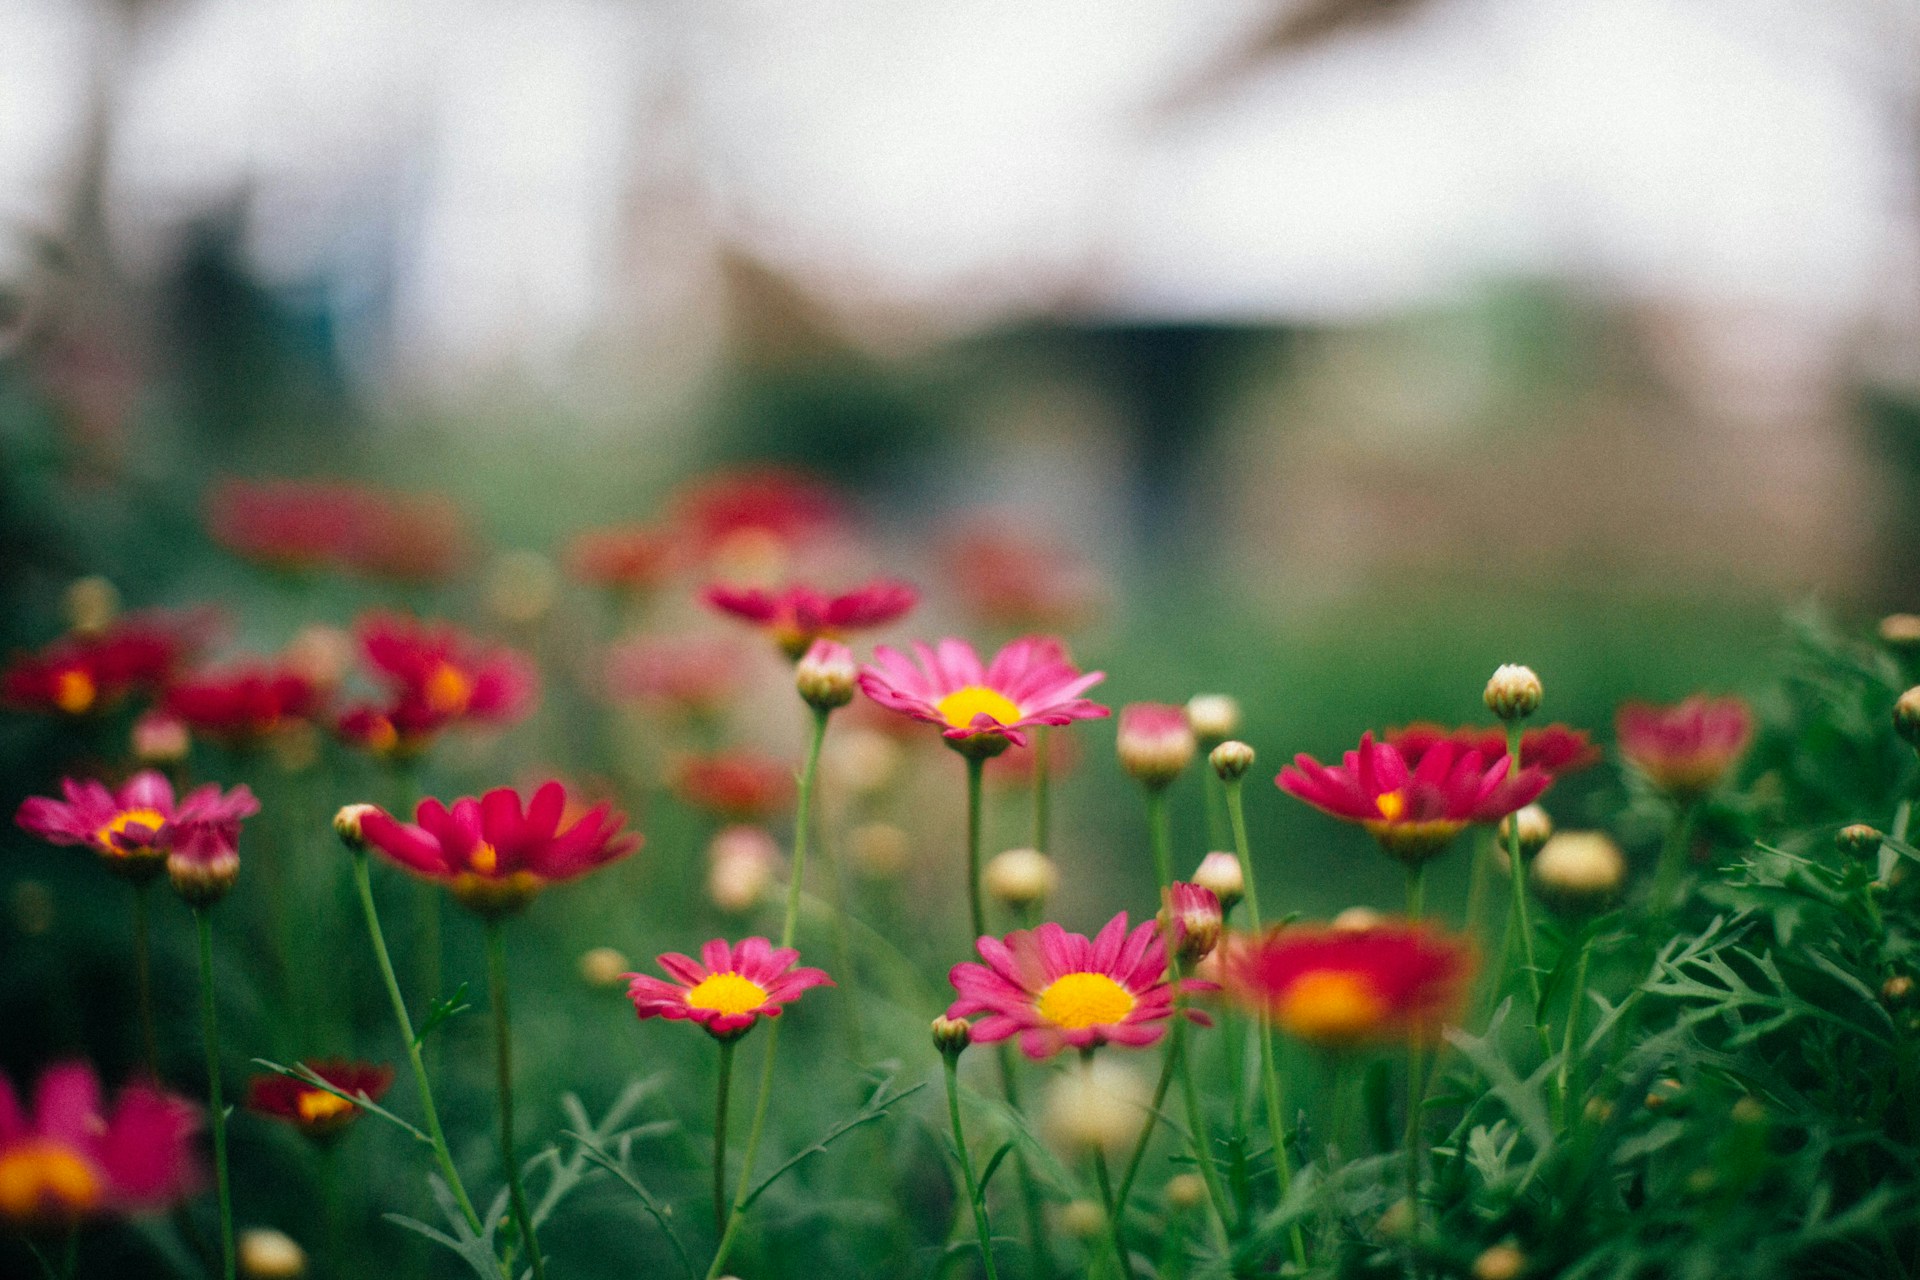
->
[946,913,1207,1060]
[1615,695,1753,800]
[1385,722,1601,777]
[357,781,640,917]
[624,937,833,1040]
[705,579,918,661]
[1278,731,1550,864]
[15,771,255,883]
[858,636,1108,757]
[337,613,539,757]
[1220,923,1475,1047]
[0,1060,200,1229]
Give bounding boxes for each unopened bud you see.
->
[1185,694,1241,742]
[333,804,378,853]
[133,710,191,764]
[1043,1060,1149,1157]
[238,1227,307,1278]
[822,728,901,796]
[1163,1173,1207,1211]
[1118,703,1196,788]
[1497,804,1554,859]
[1484,664,1543,721]
[1057,1200,1107,1239]
[1332,906,1385,932]
[985,848,1058,909]
[1376,1198,1414,1240]
[1191,852,1244,912]
[1837,824,1884,858]
[1160,882,1222,963]
[1530,831,1626,913]
[1882,614,1920,651]
[1883,975,1914,1007]
[62,576,119,636]
[1209,740,1255,781]
[708,825,778,913]
[931,1015,973,1057]
[795,639,856,711]
[168,847,239,908]
[1896,688,1920,748]
[579,947,630,989]
[1645,1078,1682,1110]
[1472,1242,1526,1280]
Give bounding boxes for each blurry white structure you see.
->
[0,0,1914,400]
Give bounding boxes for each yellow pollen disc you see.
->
[1277,970,1389,1044]
[424,662,475,715]
[470,842,499,875]
[1034,972,1136,1031]
[0,1141,102,1221]
[296,1090,356,1125]
[94,808,167,855]
[1374,791,1407,822]
[935,685,1022,731]
[53,669,96,715]
[685,972,771,1016]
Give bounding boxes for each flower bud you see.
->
[1118,703,1196,788]
[1529,831,1626,913]
[1484,664,1542,721]
[1184,694,1241,742]
[1896,687,1920,748]
[707,825,778,913]
[1882,614,1920,651]
[168,845,239,908]
[848,821,910,878]
[1209,740,1254,781]
[1163,1173,1207,1211]
[1057,1200,1107,1239]
[1043,1060,1149,1158]
[62,576,119,636]
[132,710,191,764]
[1191,852,1244,912]
[333,804,378,853]
[1496,804,1553,859]
[578,946,631,989]
[1837,824,1884,859]
[931,1015,973,1057]
[795,639,857,711]
[1160,882,1222,964]
[1883,975,1914,1007]
[238,1227,308,1279]
[1375,1199,1414,1240]
[1331,906,1385,932]
[1472,1242,1526,1280]
[985,848,1057,909]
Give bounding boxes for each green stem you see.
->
[132,881,159,1078]
[1169,990,1232,1243]
[1555,930,1593,1134]
[486,923,545,1280]
[194,909,235,1280]
[965,754,988,943]
[995,1043,1052,1280]
[1114,1039,1181,1214]
[1404,867,1424,1268]
[1082,1049,1130,1279]
[1033,727,1052,855]
[943,1056,1002,1280]
[713,1039,736,1236]
[1650,802,1697,918]
[709,704,832,1279]
[1503,725,1550,1058]
[1145,788,1172,892]
[348,853,488,1240]
[1224,779,1264,927]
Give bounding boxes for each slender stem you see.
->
[348,853,488,1239]
[1403,867,1424,1268]
[944,1056,1002,1280]
[194,909,235,1280]
[1094,1146,1128,1280]
[1145,788,1172,892]
[1033,727,1052,855]
[1170,991,1232,1241]
[486,923,545,1280]
[1555,930,1594,1133]
[713,1039,736,1236]
[1114,1040,1181,1213]
[710,703,832,1279]
[965,754,988,943]
[1650,802,1697,918]
[132,881,159,1078]
[995,1042,1051,1280]
[1223,779,1263,927]
[1503,725,1550,1058]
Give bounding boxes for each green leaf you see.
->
[565,1130,697,1280]
[414,981,473,1049]
[974,1140,1014,1206]
[383,1175,508,1280]
[744,1077,927,1208]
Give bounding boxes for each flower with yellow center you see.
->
[93,808,167,856]
[1035,972,1138,1031]
[1276,970,1389,1044]
[0,1141,101,1223]
[1222,922,1475,1047]
[52,669,96,715]
[626,935,833,1040]
[294,1090,356,1127]
[685,972,771,1017]
[935,685,1023,731]
[424,661,475,715]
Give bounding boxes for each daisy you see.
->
[1385,722,1601,776]
[246,1061,394,1142]
[625,937,832,1041]
[1221,923,1474,1047]
[705,579,917,661]
[1615,695,1753,800]
[0,1061,199,1229]
[858,636,1107,758]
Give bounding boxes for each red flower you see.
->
[946,913,1208,1060]
[1221,923,1475,1046]
[668,751,796,821]
[0,1061,199,1228]
[858,635,1108,756]
[339,613,538,756]
[3,611,214,717]
[16,771,255,884]
[565,524,679,594]
[204,478,466,582]
[160,784,259,907]
[625,936,832,1040]
[670,468,845,563]
[704,579,917,661]
[357,781,640,917]
[941,520,1104,632]
[1615,696,1753,800]
[1278,731,1549,864]
[1386,722,1600,776]
[246,1061,394,1142]
[163,664,325,745]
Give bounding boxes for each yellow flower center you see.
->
[93,808,167,855]
[1277,970,1389,1044]
[0,1141,102,1222]
[296,1090,356,1126]
[1374,791,1407,822]
[1035,972,1136,1031]
[685,972,771,1016]
[53,669,96,715]
[935,685,1022,731]
[469,842,500,876]
[425,662,474,715]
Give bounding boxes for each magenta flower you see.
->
[161,784,259,907]
[0,1061,200,1229]
[705,579,918,660]
[858,636,1108,757]
[625,937,833,1040]
[15,772,254,883]
[1616,695,1753,800]
[340,612,539,757]
[357,781,641,917]
[946,913,1206,1060]
[1278,732,1550,864]
[1117,702,1197,788]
